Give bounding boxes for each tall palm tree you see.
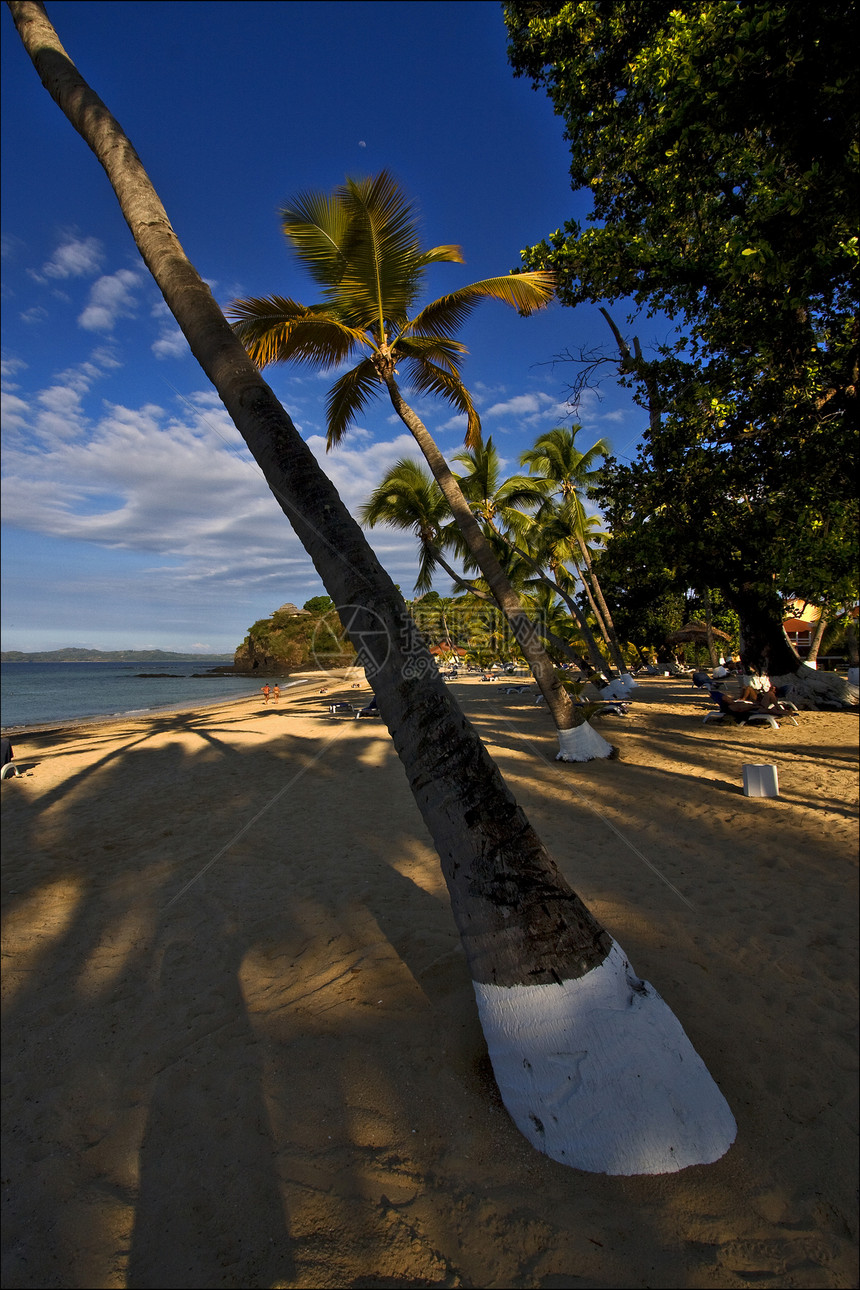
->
[11,0,735,1177]
[362,454,610,678]
[519,426,631,676]
[227,172,592,752]
[451,439,615,679]
[521,503,616,656]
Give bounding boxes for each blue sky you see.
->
[2,0,645,655]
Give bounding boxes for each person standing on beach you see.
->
[260,683,270,705]
[272,684,280,704]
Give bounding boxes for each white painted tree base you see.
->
[556,721,614,762]
[473,942,737,1175]
[602,673,638,700]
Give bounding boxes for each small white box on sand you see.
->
[743,764,779,798]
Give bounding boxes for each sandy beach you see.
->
[2,672,857,1289]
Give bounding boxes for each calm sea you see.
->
[0,661,293,731]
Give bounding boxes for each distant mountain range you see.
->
[1,648,235,663]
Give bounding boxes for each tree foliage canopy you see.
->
[506,1,859,666]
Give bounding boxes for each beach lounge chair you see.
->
[702,690,791,729]
[355,697,380,719]
[328,702,355,715]
[1,737,20,778]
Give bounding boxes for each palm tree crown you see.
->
[228,170,554,449]
[359,458,461,595]
[518,425,609,515]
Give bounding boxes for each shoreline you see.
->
[0,668,358,740]
[2,674,857,1287]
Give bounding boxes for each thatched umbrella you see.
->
[666,621,732,646]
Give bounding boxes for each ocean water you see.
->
[0,661,288,731]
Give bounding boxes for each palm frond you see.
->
[494,473,553,510]
[325,357,382,449]
[414,244,466,268]
[405,270,555,339]
[279,190,351,289]
[359,457,444,527]
[394,334,468,377]
[359,456,456,596]
[338,171,426,332]
[228,296,367,369]
[522,427,610,487]
[451,438,504,506]
[402,355,482,448]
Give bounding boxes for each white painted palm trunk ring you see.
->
[601,674,636,699]
[473,941,737,1175]
[556,721,613,762]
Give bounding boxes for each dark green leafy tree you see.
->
[302,595,334,616]
[506,0,859,703]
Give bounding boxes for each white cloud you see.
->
[0,357,27,385]
[152,325,188,359]
[36,234,104,281]
[0,390,30,431]
[78,269,142,331]
[0,395,424,596]
[305,432,418,511]
[2,350,131,449]
[19,305,49,325]
[436,412,468,435]
[150,300,188,359]
[484,393,543,417]
[89,345,123,371]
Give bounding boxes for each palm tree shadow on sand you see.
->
[127,895,293,1289]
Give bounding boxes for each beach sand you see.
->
[2,673,857,1289]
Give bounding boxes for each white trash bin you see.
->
[743,764,779,798]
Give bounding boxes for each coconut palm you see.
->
[227,171,593,753]
[521,503,617,658]
[519,426,631,676]
[450,439,615,680]
[359,458,463,596]
[362,453,611,680]
[12,0,735,1177]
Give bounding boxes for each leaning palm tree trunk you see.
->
[484,526,615,681]
[571,556,615,658]
[381,371,606,755]
[576,534,630,675]
[431,546,610,677]
[9,0,736,1175]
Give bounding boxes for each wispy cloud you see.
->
[151,299,191,359]
[1,388,425,598]
[33,234,104,282]
[0,357,27,385]
[78,268,143,332]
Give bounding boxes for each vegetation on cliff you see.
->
[233,599,357,673]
